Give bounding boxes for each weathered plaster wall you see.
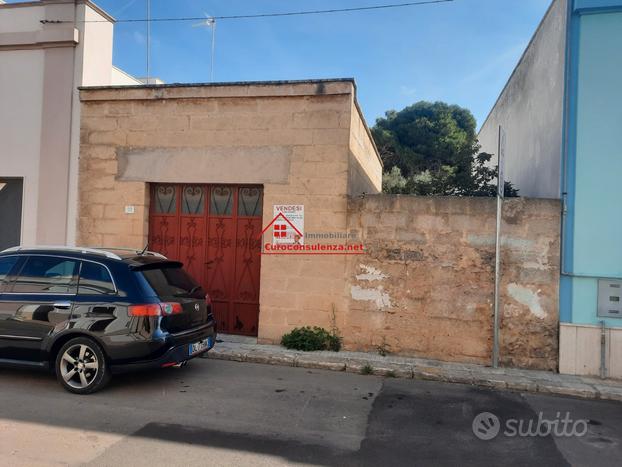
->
[344,195,560,370]
[78,80,381,344]
[477,0,567,199]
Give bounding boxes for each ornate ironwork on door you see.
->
[149,184,263,336]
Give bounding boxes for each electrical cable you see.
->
[40,0,454,24]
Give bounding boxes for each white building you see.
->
[0,0,141,250]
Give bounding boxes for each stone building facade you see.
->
[78,79,561,370]
[78,79,382,342]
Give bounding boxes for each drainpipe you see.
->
[64,0,79,246]
[560,1,573,277]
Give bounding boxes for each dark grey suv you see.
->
[0,246,216,394]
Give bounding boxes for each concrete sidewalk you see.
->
[207,336,622,402]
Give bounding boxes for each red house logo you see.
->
[260,212,304,244]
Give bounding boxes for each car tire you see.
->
[55,337,111,394]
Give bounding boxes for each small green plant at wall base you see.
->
[385,370,396,378]
[361,364,374,375]
[281,326,341,352]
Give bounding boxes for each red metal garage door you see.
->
[148,184,263,336]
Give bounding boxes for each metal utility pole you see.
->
[146,0,151,82]
[492,125,506,368]
[192,15,216,82]
[209,18,216,82]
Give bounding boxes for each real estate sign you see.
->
[272,204,304,245]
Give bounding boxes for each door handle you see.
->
[53,302,72,310]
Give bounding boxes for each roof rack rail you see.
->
[0,245,123,260]
[90,247,167,259]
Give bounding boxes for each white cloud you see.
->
[133,31,146,45]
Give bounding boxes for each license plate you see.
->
[189,337,211,356]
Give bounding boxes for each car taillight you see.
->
[161,302,183,315]
[128,302,183,317]
[205,293,212,307]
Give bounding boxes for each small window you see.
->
[12,256,79,294]
[78,262,116,295]
[0,256,19,284]
[210,186,233,216]
[154,185,177,214]
[182,185,205,215]
[238,187,263,217]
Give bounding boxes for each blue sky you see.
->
[99,1,549,127]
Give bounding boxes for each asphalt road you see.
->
[0,358,621,466]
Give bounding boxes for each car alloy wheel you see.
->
[55,337,110,394]
[60,344,99,389]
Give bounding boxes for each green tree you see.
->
[373,101,518,197]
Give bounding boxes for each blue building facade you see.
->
[479,0,622,377]
[561,0,622,327]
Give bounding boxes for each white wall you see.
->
[66,2,136,245]
[0,49,45,245]
[111,66,143,85]
[79,4,115,86]
[0,0,141,248]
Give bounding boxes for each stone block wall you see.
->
[77,81,559,371]
[77,80,382,344]
[344,195,560,370]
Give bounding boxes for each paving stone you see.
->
[371,364,413,378]
[536,383,597,399]
[295,353,346,371]
[473,377,508,390]
[592,384,622,402]
[338,356,413,378]
[245,350,295,367]
[207,347,247,362]
[413,364,446,381]
[494,375,539,393]
[580,376,622,388]
[444,371,475,385]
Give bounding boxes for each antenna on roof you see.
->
[140,244,149,255]
[192,13,216,82]
[146,0,151,83]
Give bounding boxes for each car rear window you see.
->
[139,265,203,298]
